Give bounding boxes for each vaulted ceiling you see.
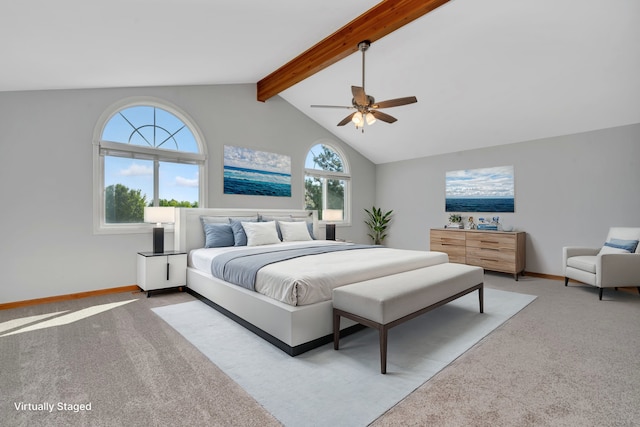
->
[2,0,639,164]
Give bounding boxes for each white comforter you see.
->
[190,241,448,306]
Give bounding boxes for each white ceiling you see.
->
[2,0,639,164]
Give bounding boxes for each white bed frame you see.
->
[174,208,359,356]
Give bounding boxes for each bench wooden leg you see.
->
[380,326,388,374]
[335,282,483,374]
[333,310,340,350]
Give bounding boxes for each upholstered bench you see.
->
[332,263,484,374]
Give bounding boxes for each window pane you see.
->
[305,176,322,213]
[304,175,345,221]
[159,162,199,207]
[102,106,198,153]
[104,157,153,223]
[327,179,345,213]
[305,144,344,172]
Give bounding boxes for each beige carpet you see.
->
[1,273,639,426]
[373,275,640,426]
[0,290,280,427]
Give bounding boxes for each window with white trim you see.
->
[93,101,207,233]
[304,143,350,223]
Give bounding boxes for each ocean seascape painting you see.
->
[224,145,291,197]
[446,166,515,212]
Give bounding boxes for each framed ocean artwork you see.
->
[445,165,515,212]
[223,145,291,197]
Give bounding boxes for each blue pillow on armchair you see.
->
[604,238,639,253]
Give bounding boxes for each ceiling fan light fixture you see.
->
[352,111,363,125]
[365,112,376,125]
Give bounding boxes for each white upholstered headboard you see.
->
[174,208,319,252]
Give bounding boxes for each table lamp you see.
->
[323,209,343,240]
[144,207,175,253]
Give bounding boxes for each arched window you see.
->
[304,142,351,224]
[93,99,207,233]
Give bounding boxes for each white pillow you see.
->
[241,221,281,246]
[279,220,313,242]
[598,245,630,256]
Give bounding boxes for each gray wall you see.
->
[375,123,640,276]
[0,84,376,304]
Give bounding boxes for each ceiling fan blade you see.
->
[310,104,354,109]
[370,110,397,123]
[372,96,418,109]
[337,112,356,126]
[351,86,367,106]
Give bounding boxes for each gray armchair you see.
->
[563,227,640,300]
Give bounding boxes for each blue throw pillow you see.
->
[604,238,639,253]
[229,217,257,246]
[306,221,316,240]
[204,223,235,248]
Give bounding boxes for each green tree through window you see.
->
[104,183,199,224]
[105,184,147,223]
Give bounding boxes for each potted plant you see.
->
[448,213,463,229]
[364,206,393,245]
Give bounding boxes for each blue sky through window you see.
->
[104,158,199,205]
[102,106,198,152]
[305,143,344,171]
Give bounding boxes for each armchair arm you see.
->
[564,246,600,257]
[597,253,640,287]
[563,246,599,274]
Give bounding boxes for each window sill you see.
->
[320,221,351,227]
[93,224,175,235]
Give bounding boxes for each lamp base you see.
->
[326,223,336,241]
[153,227,164,253]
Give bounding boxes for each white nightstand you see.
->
[137,251,187,297]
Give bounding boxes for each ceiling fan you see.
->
[311,40,417,131]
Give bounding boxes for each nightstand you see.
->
[137,251,187,297]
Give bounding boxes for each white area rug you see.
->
[153,288,536,427]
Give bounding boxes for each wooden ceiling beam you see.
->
[256,0,450,102]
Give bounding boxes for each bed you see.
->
[174,208,449,355]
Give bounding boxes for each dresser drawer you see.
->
[431,244,466,263]
[466,255,516,273]
[465,232,516,251]
[431,229,465,245]
[430,229,466,263]
[466,245,517,271]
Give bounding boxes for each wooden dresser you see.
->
[430,228,526,280]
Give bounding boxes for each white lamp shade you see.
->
[351,111,363,125]
[365,112,376,125]
[323,209,343,221]
[144,206,175,224]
